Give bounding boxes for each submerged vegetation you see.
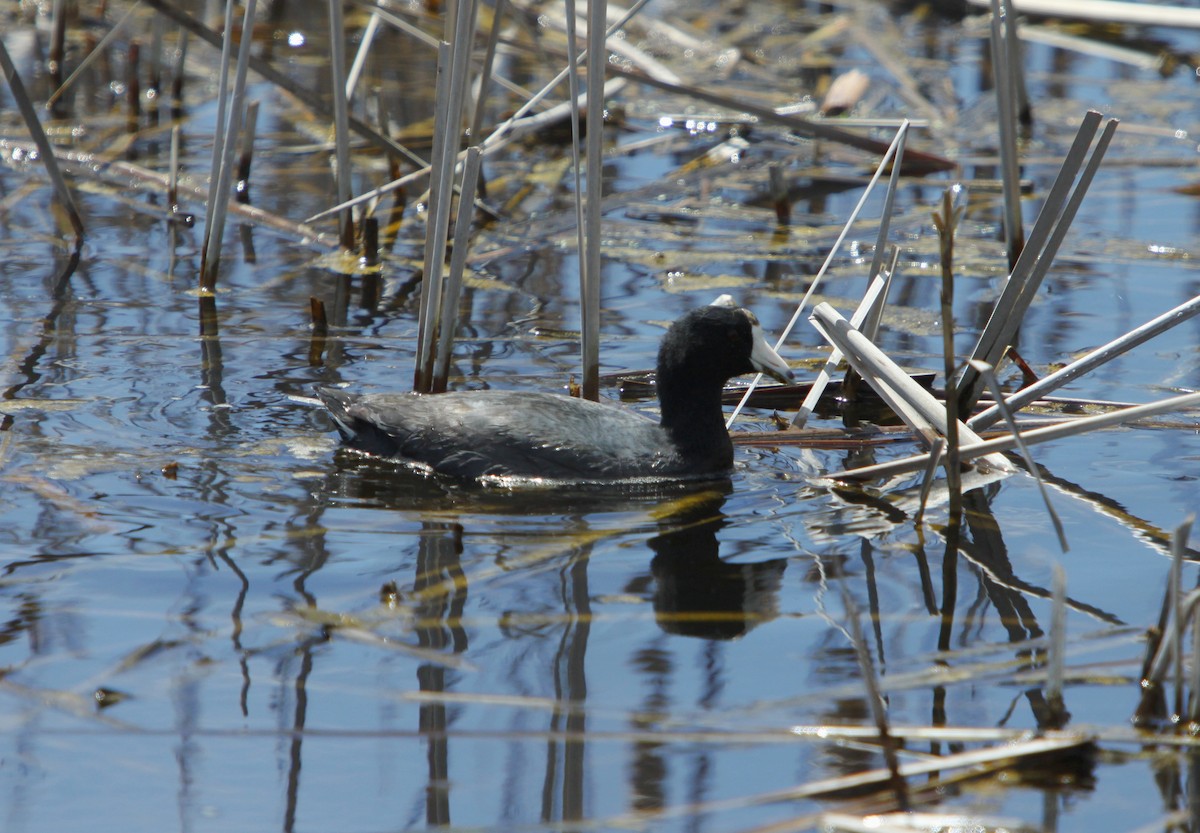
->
[2,0,1200,830]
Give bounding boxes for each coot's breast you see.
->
[321,389,712,483]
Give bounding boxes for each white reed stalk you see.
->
[346,9,383,100]
[811,304,1013,473]
[201,0,238,257]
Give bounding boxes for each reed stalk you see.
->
[957,112,1117,412]
[969,293,1200,431]
[431,146,483,393]
[200,0,258,290]
[236,99,260,202]
[580,0,607,401]
[827,391,1200,482]
[413,42,455,393]
[989,0,1024,271]
[415,0,478,392]
[328,0,356,249]
[970,359,1067,552]
[933,188,964,531]
[966,0,1200,27]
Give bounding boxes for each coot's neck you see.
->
[656,374,734,466]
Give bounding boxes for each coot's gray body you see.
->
[318,303,792,483]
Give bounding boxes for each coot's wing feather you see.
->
[319,388,683,480]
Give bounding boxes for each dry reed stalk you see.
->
[199,0,258,290]
[826,391,1200,482]
[969,293,1200,431]
[0,41,85,246]
[969,359,1068,552]
[966,0,1200,27]
[328,0,356,249]
[989,0,1025,271]
[811,304,1015,477]
[957,112,1117,412]
[431,146,484,392]
[580,0,607,401]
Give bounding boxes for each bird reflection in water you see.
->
[648,488,787,640]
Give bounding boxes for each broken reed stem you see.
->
[127,39,142,132]
[168,123,184,221]
[171,29,188,115]
[362,216,380,267]
[827,390,1200,482]
[308,296,329,367]
[49,0,67,88]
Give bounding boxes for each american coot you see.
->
[318,302,793,484]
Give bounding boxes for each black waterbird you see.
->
[318,301,793,484]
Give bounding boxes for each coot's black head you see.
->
[656,304,793,388]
